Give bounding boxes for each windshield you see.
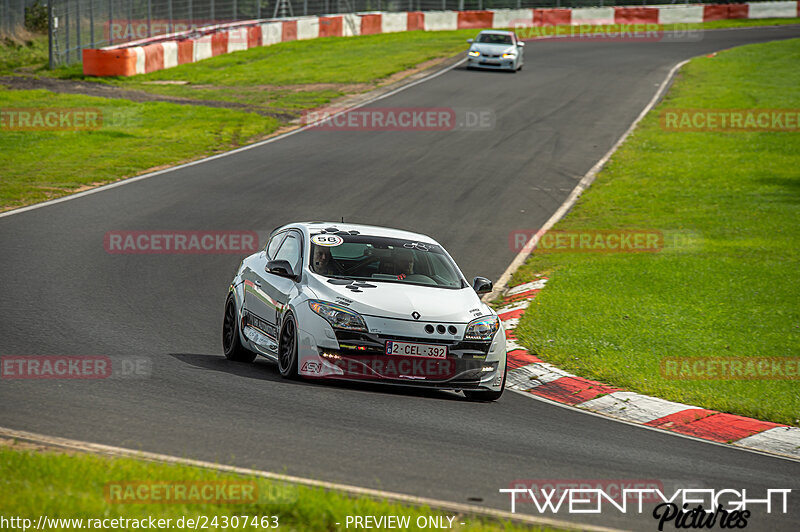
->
[310,234,466,289]
[477,33,513,45]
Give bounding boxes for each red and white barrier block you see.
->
[83,3,800,76]
[500,276,800,458]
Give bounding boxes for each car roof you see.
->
[478,30,515,36]
[279,222,440,245]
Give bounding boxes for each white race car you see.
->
[223,222,507,401]
[466,30,524,72]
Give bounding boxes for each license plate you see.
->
[385,341,447,359]
[481,61,499,65]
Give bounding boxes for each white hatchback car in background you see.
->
[466,30,525,72]
[223,222,507,401]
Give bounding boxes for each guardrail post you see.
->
[65,7,69,63]
[90,0,95,47]
[48,0,55,68]
[76,0,81,54]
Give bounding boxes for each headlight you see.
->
[468,51,480,57]
[464,315,500,341]
[502,53,516,58]
[309,300,367,331]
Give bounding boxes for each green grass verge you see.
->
[0,35,49,73]
[89,30,478,114]
[0,445,564,531]
[511,38,800,426]
[125,30,478,85]
[1,19,798,212]
[0,30,476,211]
[0,89,279,209]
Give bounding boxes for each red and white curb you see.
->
[83,2,800,76]
[499,277,800,460]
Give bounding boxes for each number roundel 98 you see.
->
[312,234,344,247]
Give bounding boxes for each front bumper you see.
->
[467,55,516,70]
[295,311,506,391]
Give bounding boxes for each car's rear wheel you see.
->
[464,364,506,402]
[223,293,256,363]
[278,312,299,379]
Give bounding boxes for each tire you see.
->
[223,293,256,363]
[464,364,506,402]
[278,312,299,379]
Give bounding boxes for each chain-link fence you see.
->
[5,0,746,67]
[0,0,47,39]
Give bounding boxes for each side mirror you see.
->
[472,276,493,295]
[517,42,525,47]
[266,260,297,281]
[467,38,473,43]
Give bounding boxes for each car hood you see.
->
[307,275,492,323]
[471,43,516,55]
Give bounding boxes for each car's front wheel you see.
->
[278,312,299,379]
[223,293,256,363]
[463,364,506,402]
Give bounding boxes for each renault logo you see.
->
[411,311,421,320]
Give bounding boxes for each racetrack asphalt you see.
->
[1,26,799,530]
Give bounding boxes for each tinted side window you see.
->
[266,232,286,259]
[274,233,302,274]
